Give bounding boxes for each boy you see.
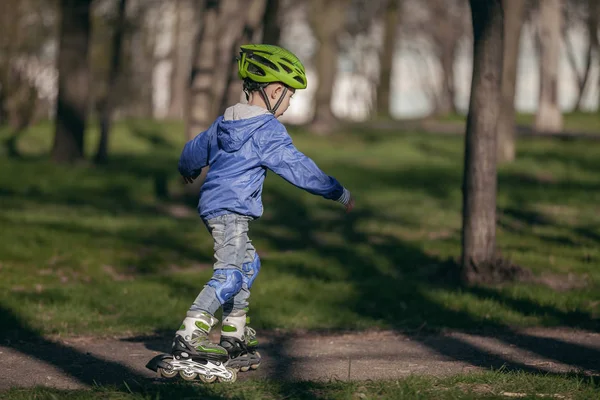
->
[163,44,353,382]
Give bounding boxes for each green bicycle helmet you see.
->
[238,44,307,90]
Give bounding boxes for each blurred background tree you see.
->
[52,0,92,163]
[308,0,350,134]
[375,0,400,120]
[423,0,471,116]
[93,0,127,164]
[0,0,56,156]
[497,0,526,163]
[535,0,564,133]
[563,0,599,112]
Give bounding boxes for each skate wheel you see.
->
[251,351,261,370]
[159,366,178,379]
[179,370,198,381]
[218,367,237,383]
[199,374,217,383]
[240,366,250,372]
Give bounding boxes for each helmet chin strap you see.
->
[258,86,288,115]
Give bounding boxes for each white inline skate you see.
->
[146,311,237,383]
[219,309,261,372]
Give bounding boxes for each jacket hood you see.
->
[218,104,274,152]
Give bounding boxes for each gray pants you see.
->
[190,214,257,317]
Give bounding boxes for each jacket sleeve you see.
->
[257,127,347,202]
[178,128,212,178]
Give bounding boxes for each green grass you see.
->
[2,372,599,399]
[0,119,599,339]
[435,111,600,134]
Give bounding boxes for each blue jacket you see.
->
[178,113,346,220]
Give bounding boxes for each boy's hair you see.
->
[242,78,269,99]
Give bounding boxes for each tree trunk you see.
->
[593,0,600,114]
[186,0,219,140]
[52,0,92,163]
[563,23,594,113]
[573,41,593,112]
[461,0,503,285]
[168,0,184,119]
[94,0,127,164]
[428,0,466,117]
[496,0,526,163]
[220,0,268,114]
[122,0,154,118]
[0,90,6,126]
[208,0,244,119]
[2,74,37,157]
[534,0,563,133]
[309,0,348,134]
[376,0,399,119]
[575,0,598,111]
[168,0,199,119]
[4,68,38,157]
[262,0,281,45]
[437,46,457,115]
[0,0,16,127]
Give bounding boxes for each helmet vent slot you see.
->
[280,63,293,74]
[247,64,266,76]
[249,54,279,72]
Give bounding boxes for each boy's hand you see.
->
[181,169,202,184]
[182,176,196,184]
[345,196,355,213]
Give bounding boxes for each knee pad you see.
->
[242,254,261,289]
[207,269,243,304]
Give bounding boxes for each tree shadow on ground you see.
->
[0,214,213,275]
[516,143,600,175]
[0,305,257,399]
[134,166,600,397]
[247,177,600,388]
[1,134,599,396]
[0,305,150,390]
[499,206,600,248]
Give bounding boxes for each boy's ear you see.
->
[270,84,283,99]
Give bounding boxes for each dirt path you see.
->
[1,328,599,390]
